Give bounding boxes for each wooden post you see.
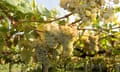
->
[42,64,48,72]
[99,63,102,72]
[21,64,24,72]
[84,60,88,72]
[9,63,12,72]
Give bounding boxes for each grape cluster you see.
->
[33,39,50,64]
[58,25,78,57]
[35,23,78,62]
[80,35,99,54]
[60,0,119,24]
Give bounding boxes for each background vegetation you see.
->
[0,0,120,72]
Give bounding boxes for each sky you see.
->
[36,0,60,10]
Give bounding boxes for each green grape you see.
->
[85,10,91,16]
[62,41,74,57]
[91,8,98,13]
[91,13,97,21]
[88,36,99,52]
[35,46,49,64]
[113,0,119,4]
[100,0,106,5]
[89,1,96,7]
[20,48,33,63]
[81,36,89,43]
[56,44,63,55]
[45,32,58,49]
[69,0,80,8]
[45,23,59,33]
[103,12,110,19]
[60,0,69,8]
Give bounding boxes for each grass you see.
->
[0,64,21,72]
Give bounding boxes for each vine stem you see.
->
[18,13,73,23]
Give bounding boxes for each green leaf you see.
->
[50,9,58,17]
[58,20,66,25]
[4,0,18,6]
[38,5,51,17]
[115,7,120,12]
[17,1,32,13]
[31,0,35,8]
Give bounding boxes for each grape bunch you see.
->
[36,23,78,62]
[79,35,99,54]
[60,0,119,25]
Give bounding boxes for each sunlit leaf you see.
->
[38,5,51,17]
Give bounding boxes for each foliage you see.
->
[0,0,120,72]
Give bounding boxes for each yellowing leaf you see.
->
[31,0,35,8]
